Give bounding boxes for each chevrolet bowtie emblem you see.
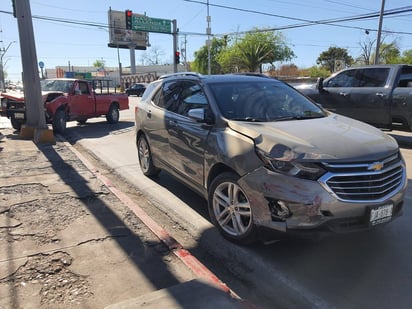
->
[368,161,384,171]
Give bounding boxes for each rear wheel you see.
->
[137,134,160,176]
[52,109,67,134]
[208,172,257,245]
[106,104,119,124]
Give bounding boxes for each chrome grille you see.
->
[319,153,405,202]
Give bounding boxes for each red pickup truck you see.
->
[1,78,129,133]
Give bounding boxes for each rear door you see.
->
[348,68,391,128]
[320,68,392,128]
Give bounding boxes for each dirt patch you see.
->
[0,251,92,306]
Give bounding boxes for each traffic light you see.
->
[125,10,133,30]
[175,51,180,64]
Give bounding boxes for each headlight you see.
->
[257,149,326,180]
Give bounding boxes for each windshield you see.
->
[41,79,74,93]
[209,80,325,122]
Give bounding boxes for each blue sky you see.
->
[1,0,411,81]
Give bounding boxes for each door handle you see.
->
[168,120,178,127]
[375,92,385,97]
[339,92,348,97]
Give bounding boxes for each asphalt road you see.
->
[63,97,412,309]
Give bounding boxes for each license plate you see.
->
[14,113,25,119]
[369,204,393,226]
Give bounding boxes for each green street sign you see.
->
[133,16,171,34]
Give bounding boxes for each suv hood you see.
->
[227,113,398,162]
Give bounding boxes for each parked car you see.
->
[296,64,412,131]
[134,73,407,245]
[125,83,146,96]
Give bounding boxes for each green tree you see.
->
[376,42,401,64]
[218,30,295,73]
[400,49,412,64]
[316,47,354,73]
[191,37,227,74]
[93,59,105,70]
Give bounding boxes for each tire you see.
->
[137,134,160,176]
[106,104,120,124]
[52,109,67,134]
[208,172,257,245]
[11,118,22,131]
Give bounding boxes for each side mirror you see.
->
[187,108,205,122]
[316,77,324,92]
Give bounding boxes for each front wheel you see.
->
[137,134,160,177]
[52,109,67,134]
[106,104,119,124]
[208,172,257,245]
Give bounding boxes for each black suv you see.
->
[134,73,406,244]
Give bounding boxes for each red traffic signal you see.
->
[175,51,180,64]
[125,10,133,30]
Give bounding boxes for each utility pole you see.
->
[374,0,385,64]
[14,0,53,142]
[206,0,211,75]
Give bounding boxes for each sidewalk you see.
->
[0,119,252,308]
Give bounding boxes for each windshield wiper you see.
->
[274,112,325,121]
[231,117,265,122]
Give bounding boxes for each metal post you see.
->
[14,0,48,137]
[172,20,178,73]
[206,0,211,75]
[374,0,385,65]
[129,44,136,74]
[0,41,16,91]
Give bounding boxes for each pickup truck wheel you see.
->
[106,105,119,124]
[53,109,67,134]
[208,172,257,245]
[137,134,160,177]
[11,118,22,131]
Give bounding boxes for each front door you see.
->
[68,81,95,117]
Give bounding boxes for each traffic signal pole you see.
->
[172,19,178,73]
[14,0,53,142]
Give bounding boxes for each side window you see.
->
[79,82,90,94]
[397,67,412,87]
[152,81,182,111]
[326,69,361,87]
[176,82,208,117]
[359,68,389,87]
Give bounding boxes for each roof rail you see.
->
[232,72,271,78]
[158,72,202,80]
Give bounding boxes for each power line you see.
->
[182,1,412,35]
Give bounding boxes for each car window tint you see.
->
[176,82,208,117]
[152,81,182,110]
[326,69,361,87]
[397,67,412,87]
[360,68,389,87]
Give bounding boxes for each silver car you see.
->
[134,73,407,244]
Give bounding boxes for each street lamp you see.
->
[0,40,16,91]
